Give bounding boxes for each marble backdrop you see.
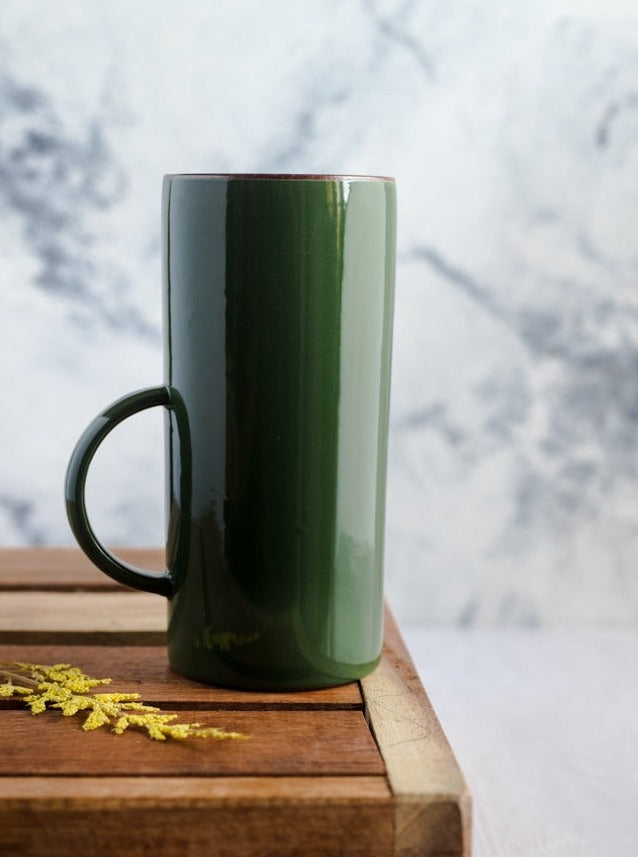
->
[1,0,637,626]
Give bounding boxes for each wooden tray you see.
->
[0,548,471,857]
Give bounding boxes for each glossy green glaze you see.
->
[65,174,396,690]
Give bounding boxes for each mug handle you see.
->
[65,385,176,597]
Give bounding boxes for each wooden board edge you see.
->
[0,775,392,803]
[361,608,472,857]
[393,793,472,857]
[0,776,395,857]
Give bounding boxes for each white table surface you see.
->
[403,627,638,857]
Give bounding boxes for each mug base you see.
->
[167,652,382,692]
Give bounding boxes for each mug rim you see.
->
[164,172,395,182]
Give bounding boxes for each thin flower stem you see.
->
[0,667,39,689]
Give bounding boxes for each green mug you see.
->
[65,173,396,690]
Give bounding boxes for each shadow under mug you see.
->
[65,173,396,690]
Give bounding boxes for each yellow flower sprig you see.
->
[0,661,247,742]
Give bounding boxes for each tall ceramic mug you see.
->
[65,173,396,690]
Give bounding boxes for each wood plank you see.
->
[0,644,363,709]
[0,547,164,589]
[361,610,472,857]
[0,591,166,643]
[0,777,393,857]
[0,709,384,776]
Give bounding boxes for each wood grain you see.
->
[0,591,166,643]
[0,547,164,589]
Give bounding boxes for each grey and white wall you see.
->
[1,0,637,626]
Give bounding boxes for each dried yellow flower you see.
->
[0,661,247,743]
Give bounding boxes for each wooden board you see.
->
[0,548,471,856]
